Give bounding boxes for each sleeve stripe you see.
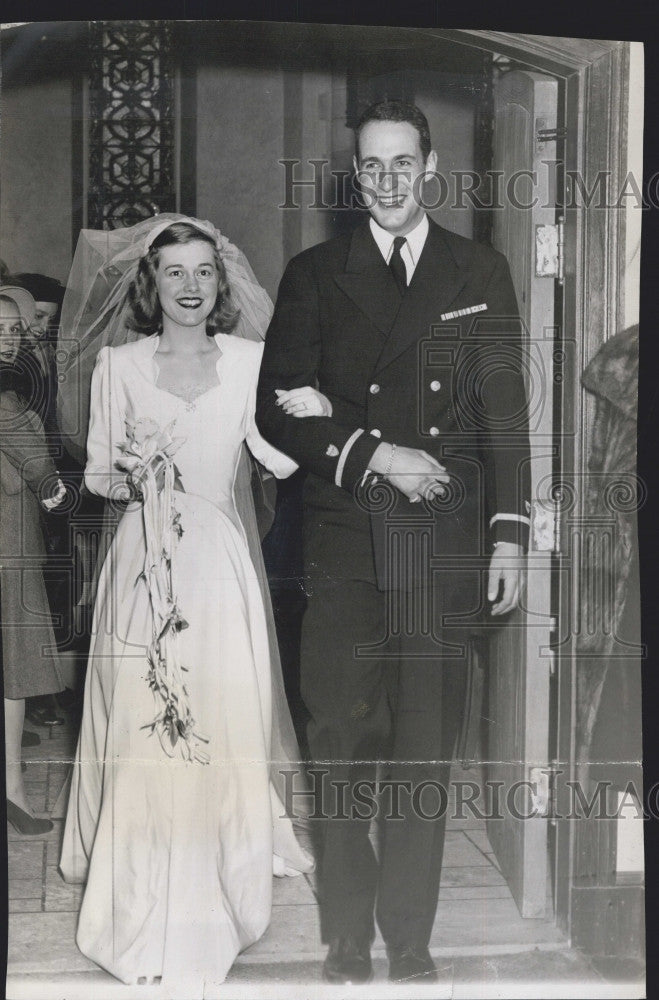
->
[335,429,364,487]
[489,513,531,528]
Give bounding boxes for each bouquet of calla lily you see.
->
[116,417,210,764]
[117,417,186,495]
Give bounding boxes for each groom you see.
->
[257,101,530,983]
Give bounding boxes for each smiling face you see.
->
[354,120,437,237]
[154,241,220,332]
[0,298,23,363]
[31,301,59,339]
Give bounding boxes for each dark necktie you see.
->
[389,236,408,295]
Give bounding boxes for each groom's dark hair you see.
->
[126,222,241,336]
[354,100,432,162]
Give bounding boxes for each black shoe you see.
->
[388,944,438,983]
[323,937,373,984]
[6,800,53,835]
[25,699,64,727]
[21,730,40,748]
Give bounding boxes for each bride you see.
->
[59,215,315,994]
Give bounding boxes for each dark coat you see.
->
[257,219,530,608]
[0,385,63,698]
[577,324,639,763]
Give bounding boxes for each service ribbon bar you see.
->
[440,303,488,321]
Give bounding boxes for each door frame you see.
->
[426,31,635,939]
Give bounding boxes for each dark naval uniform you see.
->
[256,216,530,951]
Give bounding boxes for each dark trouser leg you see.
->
[376,652,466,948]
[300,574,393,944]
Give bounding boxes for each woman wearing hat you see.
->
[11,273,72,726]
[0,285,66,834]
[11,272,65,429]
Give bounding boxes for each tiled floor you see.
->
[6,709,645,999]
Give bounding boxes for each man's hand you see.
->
[371,443,449,501]
[275,386,333,417]
[488,541,526,616]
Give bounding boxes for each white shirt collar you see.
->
[369,213,429,265]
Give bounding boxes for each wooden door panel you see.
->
[487,70,558,918]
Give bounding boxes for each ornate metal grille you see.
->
[88,20,176,229]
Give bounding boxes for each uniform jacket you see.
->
[257,218,531,598]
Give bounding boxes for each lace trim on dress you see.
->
[153,351,222,410]
[156,379,220,406]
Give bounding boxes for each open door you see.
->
[486,70,560,918]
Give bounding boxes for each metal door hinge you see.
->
[536,126,567,144]
[535,216,565,284]
[530,762,560,820]
[553,491,562,554]
[531,498,561,554]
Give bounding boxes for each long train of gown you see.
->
[60,335,312,994]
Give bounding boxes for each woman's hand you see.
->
[128,456,184,497]
[111,480,134,504]
[275,386,333,418]
[131,456,166,495]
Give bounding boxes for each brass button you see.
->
[430,380,441,392]
[429,426,440,437]
[369,383,380,394]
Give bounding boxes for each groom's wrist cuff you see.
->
[336,430,381,492]
[335,429,364,486]
[490,513,530,550]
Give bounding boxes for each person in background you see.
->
[0,285,67,834]
[11,273,73,725]
[12,272,65,431]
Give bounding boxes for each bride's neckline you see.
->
[154,379,221,405]
[151,340,223,405]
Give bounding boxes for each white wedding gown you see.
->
[60,333,313,995]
